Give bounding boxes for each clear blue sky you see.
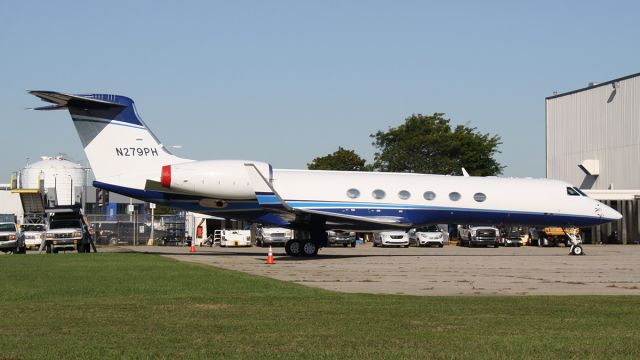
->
[1,1,638,180]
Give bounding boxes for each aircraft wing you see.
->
[244,164,409,230]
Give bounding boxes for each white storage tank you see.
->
[20,156,85,206]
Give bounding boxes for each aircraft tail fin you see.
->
[29,91,187,188]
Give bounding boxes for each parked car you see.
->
[91,221,150,245]
[327,230,357,247]
[21,224,46,250]
[0,222,24,254]
[458,224,499,247]
[373,231,409,248]
[408,225,445,247]
[256,227,292,247]
[499,226,526,247]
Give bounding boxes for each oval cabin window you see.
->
[423,191,436,201]
[473,192,487,202]
[346,188,360,199]
[372,189,386,199]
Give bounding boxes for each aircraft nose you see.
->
[600,202,622,221]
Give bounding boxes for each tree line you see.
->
[307,113,504,176]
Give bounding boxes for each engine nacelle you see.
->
[160,160,272,200]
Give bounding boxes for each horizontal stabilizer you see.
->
[29,90,126,110]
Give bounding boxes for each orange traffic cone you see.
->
[267,245,275,265]
[190,242,196,253]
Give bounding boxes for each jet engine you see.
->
[160,160,271,200]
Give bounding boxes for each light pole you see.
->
[147,203,156,246]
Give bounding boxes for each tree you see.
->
[370,113,504,175]
[307,147,372,171]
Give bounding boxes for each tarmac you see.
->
[122,243,640,296]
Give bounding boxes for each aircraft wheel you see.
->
[285,240,302,257]
[570,245,584,256]
[301,241,318,257]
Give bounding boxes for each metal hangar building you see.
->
[546,72,640,244]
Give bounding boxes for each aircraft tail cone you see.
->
[267,245,275,265]
[189,243,196,253]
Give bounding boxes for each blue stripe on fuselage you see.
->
[94,182,611,227]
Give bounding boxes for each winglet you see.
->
[244,163,293,211]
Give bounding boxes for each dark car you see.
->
[91,221,150,245]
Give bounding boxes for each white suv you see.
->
[409,225,445,247]
[21,224,46,250]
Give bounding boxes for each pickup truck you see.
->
[256,227,293,247]
[458,224,500,248]
[0,222,25,254]
[327,230,357,247]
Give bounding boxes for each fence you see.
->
[86,213,187,246]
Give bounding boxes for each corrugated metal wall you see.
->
[546,74,640,244]
[546,75,640,189]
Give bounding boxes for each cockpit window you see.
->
[573,187,588,197]
[566,187,579,196]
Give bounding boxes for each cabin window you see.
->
[372,189,386,199]
[449,192,461,201]
[398,190,411,200]
[473,192,487,202]
[566,187,579,196]
[346,188,360,199]
[573,187,588,197]
[423,191,436,201]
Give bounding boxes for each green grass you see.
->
[1,253,640,359]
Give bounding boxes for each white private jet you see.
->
[29,91,621,256]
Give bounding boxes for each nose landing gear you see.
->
[564,228,584,256]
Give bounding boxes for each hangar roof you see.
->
[546,72,640,100]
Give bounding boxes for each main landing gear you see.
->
[284,230,326,257]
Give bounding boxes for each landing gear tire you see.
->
[570,245,584,256]
[285,240,302,257]
[301,240,318,257]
